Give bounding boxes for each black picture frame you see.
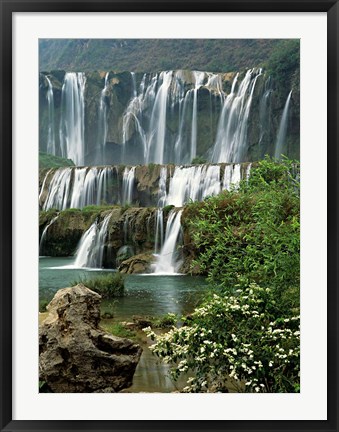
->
[1,1,338,431]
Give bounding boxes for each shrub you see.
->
[72,272,125,299]
[145,283,300,393]
[145,158,300,393]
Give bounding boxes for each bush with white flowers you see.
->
[144,283,300,393]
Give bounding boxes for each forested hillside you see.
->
[39,39,290,73]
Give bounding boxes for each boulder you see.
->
[39,284,142,393]
[118,252,155,274]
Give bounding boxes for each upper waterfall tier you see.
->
[39,163,251,211]
[39,69,299,166]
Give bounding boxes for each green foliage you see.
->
[145,158,300,393]
[265,40,299,84]
[101,322,136,339]
[190,157,300,309]
[145,284,300,393]
[39,151,74,169]
[191,156,207,165]
[72,273,125,299]
[40,39,283,74]
[163,204,174,216]
[153,313,178,329]
[39,299,49,312]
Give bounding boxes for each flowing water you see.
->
[275,90,292,160]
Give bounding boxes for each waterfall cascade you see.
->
[74,213,111,268]
[275,91,292,160]
[154,210,183,274]
[39,215,59,255]
[59,72,86,165]
[40,68,295,166]
[45,76,56,155]
[40,163,250,211]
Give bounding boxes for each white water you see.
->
[190,71,206,162]
[212,69,263,163]
[59,72,86,165]
[122,166,136,204]
[166,164,221,207]
[39,215,59,255]
[97,72,110,164]
[120,70,229,165]
[154,210,183,274]
[45,76,56,155]
[275,90,292,160]
[74,213,111,268]
[222,163,242,190]
[42,166,116,210]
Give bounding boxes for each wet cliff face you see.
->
[39,69,300,166]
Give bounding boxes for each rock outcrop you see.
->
[118,253,155,274]
[39,284,142,392]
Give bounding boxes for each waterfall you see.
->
[154,209,183,274]
[120,70,228,165]
[97,72,110,164]
[40,163,251,210]
[147,71,173,164]
[153,166,167,253]
[122,166,136,204]
[222,163,242,190]
[275,91,292,160]
[42,166,116,210]
[39,215,58,255]
[166,164,221,207]
[45,76,55,155]
[74,213,111,268]
[43,167,73,210]
[59,72,86,165]
[211,69,263,163]
[190,71,205,163]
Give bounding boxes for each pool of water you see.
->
[39,256,208,392]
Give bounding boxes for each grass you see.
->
[101,322,136,339]
[72,273,125,299]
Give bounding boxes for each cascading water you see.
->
[45,76,56,155]
[122,166,136,204]
[154,209,183,274]
[40,163,250,210]
[120,70,229,165]
[165,164,221,207]
[39,215,59,256]
[190,71,205,162]
[74,213,111,268]
[211,69,263,163]
[275,90,292,160]
[97,72,110,164]
[41,166,116,210]
[154,166,168,253]
[59,72,86,165]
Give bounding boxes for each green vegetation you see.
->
[191,156,207,165]
[39,151,74,169]
[145,157,300,393]
[153,313,178,329]
[101,322,136,339]
[72,273,125,299]
[40,39,283,73]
